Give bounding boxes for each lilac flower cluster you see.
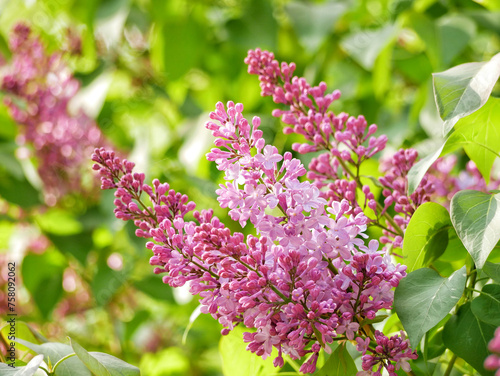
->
[429,156,500,206]
[356,331,418,376]
[485,327,500,375]
[245,49,436,250]
[92,100,415,374]
[1,24,107,205]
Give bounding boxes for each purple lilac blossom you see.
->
[244,48,437,251]
[1,24,107,205]
[92,100,413,375]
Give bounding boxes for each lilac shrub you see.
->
[1,24,107,205]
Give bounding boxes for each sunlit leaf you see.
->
[219,326,276,376]
[394,266,467,347]
[445,97,500,183]
[450,190,500,269]
[315,344,357,376]
[433,52,500,135]
[402,202,451,272]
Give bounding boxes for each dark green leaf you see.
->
[21,252,65,319]
[315,344,357,376]
[133,275,175,302]
[450,190,500,269]
[483,262,500,283]
[70,338,140,376]
[443,302,495,376]
[433,52,500,135]
[48,232,93,265]
[471,283,500,326]
[0,170,42,208]
[402,202,451,272]
[394,267,467,347]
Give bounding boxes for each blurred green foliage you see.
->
[0,0,499,374]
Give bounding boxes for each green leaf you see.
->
[15,339,91,376]
[285,1,348,54]
[394,266,467,348]
[407,140,446,195]
[70,338,141,376]
[443,302,496,376]
[446,97,500,183]
[471,284,500,326]
[450,190,500,269]
[0,321,46,358]
[48,232,93,265]
[21,252,65,319]
[341,24,397,70]
[438,14,476,67]
[483,261,500,283]
[225,0,278,51]
[35,209,83,235]
[133,275,175,302]
[433,52,500,135]
[402,202,451,272]
[467,11,500,35]
[373,39,394,99]
[315,344,357,376]
[150,18,205,80]
[219,326,276,376]
[0,169,42,208]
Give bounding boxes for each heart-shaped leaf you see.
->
[450,190,500,269]
[443,302,496,375]
[433,52,500,135]
[394,266,467,347]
